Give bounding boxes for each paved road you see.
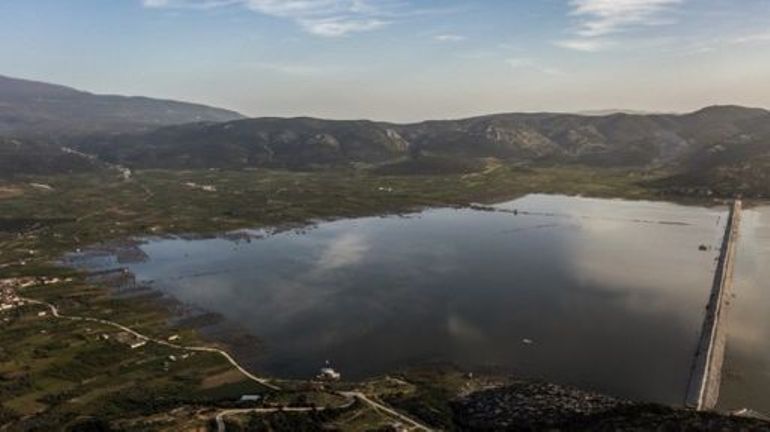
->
[685,199,742,410]
[340,391,434,431]
[21,297,434,431]
[216,393,433,432]
[21,297,280,390]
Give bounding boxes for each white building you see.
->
[317,367,341,381]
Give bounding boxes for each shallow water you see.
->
[718,206,770,416]
[70,194,727,405]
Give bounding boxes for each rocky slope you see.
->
[76,106,770,174]
[76,117,410,170]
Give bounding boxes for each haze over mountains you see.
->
[2,75,770,197]
[0,75,244,137]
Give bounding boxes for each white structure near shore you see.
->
[317,362,341,381]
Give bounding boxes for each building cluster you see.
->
[184,182,217,192]
[2,276,71,289]
[0,284,22,312]
[1,276,74,313]
[100,330,183,351]
[316,361,341,381]
[113,331,147,349]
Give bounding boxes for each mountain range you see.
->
[1,75,769,197]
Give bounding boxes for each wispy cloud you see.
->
[730,31,770,45]
[554,38,611,52]
[142,0,400,37]
[558,0,684,51]
[506,58,564,76]
[250,61,357,76]
[668,29,770,57]
[569,0,683,37]
[433,33,467,43]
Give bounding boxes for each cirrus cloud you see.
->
[142,0,397,37]
[570,0,683,37]
[558,0,685,52]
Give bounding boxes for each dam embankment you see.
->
[686,200,742,410]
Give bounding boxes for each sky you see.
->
[1,0,769,122]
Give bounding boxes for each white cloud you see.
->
[554,38,611,52]
[434,33,467,43]
[142,0,400,37]
[558,0,684,52]
[299,17,387,37]
[569,0,683,37]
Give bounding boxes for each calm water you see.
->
[72,195,727,405]
[719,206,770,415]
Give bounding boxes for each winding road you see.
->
[21,297,280,390]
[20,297,434,431]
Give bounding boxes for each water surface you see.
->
[718,205,770,415]
[72,194,727,405]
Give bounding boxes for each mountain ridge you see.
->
[74,105,769,165]
[2,75,770,197]
[0,74,245,138]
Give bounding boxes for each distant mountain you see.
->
[2,80,770,198]
[77,117,411,170]
[0,75,244,137]
[577,109,673,116]
[67,104,770,196]
[77,105,770,170]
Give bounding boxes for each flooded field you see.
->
[69,194,728,405]
[718,205,770,416]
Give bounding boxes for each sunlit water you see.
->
[718,205,770,416]
[70,194,728,405]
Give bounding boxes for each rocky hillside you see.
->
[76,117,410,170]
[0,75,244,137]
[77,106,770,172]
[68,105,770,197]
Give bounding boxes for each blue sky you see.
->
[1,0,769,121]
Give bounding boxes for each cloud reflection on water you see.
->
[92,194,728,405]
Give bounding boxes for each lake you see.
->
[69,194,728,405]
[718,205,770,416]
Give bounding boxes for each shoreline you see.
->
[58,194,733,397]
